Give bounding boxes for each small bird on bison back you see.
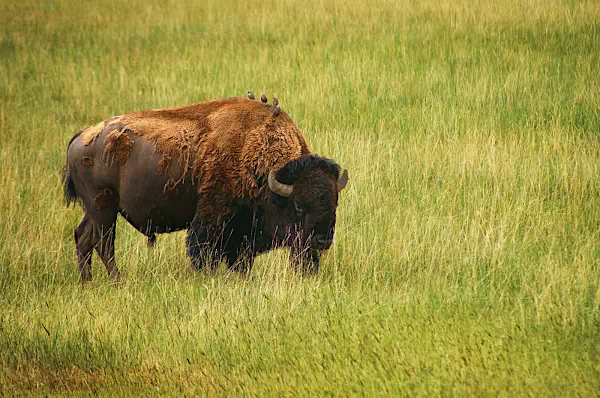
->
[273,97,278,107]
[260,94,267,103]
[248,91,255,100]
[63,96,349,283]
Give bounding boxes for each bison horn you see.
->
[337,169,349,192]
[268,171,293,197]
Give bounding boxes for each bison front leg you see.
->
[225,245,256,274]
[186,223,223,272]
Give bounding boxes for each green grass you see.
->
[1,0,599,395]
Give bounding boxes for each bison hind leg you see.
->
[94,222,120,281]
[75,214,121,282]
[76,204,120,282]
[74,215,95,283]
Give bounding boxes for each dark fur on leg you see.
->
[147,233,156,247]
[186,223,223,271]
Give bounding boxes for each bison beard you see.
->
[63,97,348,281]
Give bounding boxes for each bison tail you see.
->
[63,130,83,207]
[63,166,78,207]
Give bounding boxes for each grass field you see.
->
[1,0,599,395]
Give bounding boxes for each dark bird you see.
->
[248,91,255,100]
[273,106,281,117]
[273,97,278,107]
[260,94,267,103]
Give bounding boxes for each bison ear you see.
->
[268,171,293,197]
[337,169,349,192]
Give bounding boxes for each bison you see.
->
[63,96,348,282]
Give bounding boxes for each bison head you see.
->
[264,155,349,272]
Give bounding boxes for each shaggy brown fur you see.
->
[93,188,116,209]
[81,121,105,146]
[103,129,133,166]
[81,117,123,146]
[120,98,310,221]
[76,98,310,223]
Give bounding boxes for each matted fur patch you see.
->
[93,188,117,209]
[103,129,133,166]
[81,121,106,146]
[80,117,123,147]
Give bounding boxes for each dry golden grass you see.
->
[1,0,599,395]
